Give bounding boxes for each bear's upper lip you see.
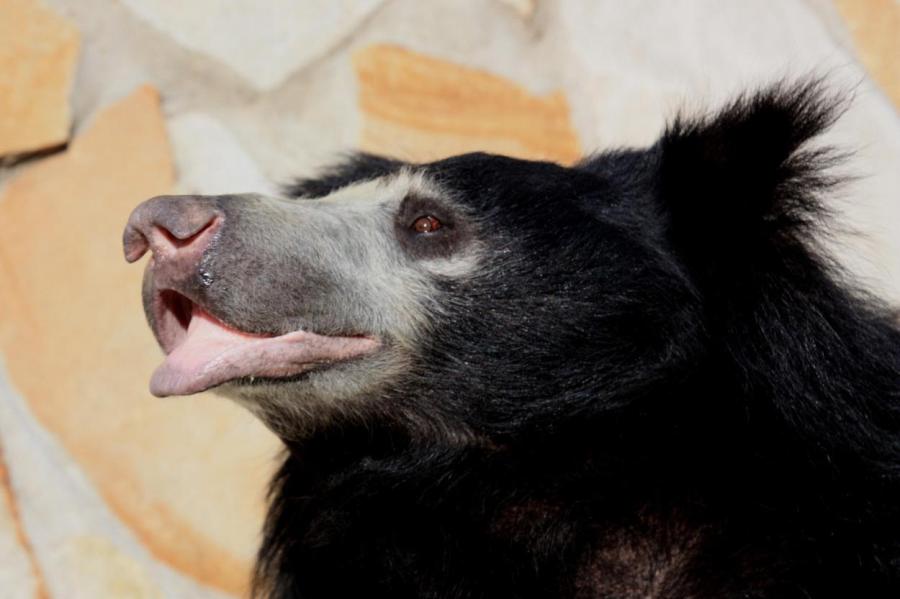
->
[147,288,379,397]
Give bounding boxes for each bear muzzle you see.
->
[123,194,380,398]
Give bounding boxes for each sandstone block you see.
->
[0,85,278,596]
[0,0,79,156]
[120,0,383,91]
[354,44,581,164]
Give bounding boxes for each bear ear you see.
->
[655,79,847,282]
[284,153,405,199]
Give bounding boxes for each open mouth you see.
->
[148,290,380,397]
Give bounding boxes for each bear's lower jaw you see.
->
[148,295,379,397]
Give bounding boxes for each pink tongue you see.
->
[150,310,378,397]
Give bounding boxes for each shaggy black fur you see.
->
[255,81,900,598]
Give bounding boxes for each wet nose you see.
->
[123,195,222,263]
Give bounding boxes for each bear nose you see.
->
[123,195,222,263]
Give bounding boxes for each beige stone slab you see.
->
[496,0,536,17]
[0,85,279,596]
[354,44,581,164]
[0,0,79,156]
[167,112,274,196]
[0,365,235,599]
[56,536,161,599]
[834,0,900,110]
[118,0,383,91]
[0,444,46,599]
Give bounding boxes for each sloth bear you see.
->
[123,80,900,598]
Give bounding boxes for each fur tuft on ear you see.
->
[654,81,900,483]
[658,79,848,279]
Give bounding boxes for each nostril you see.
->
[123,195,222,264]
[154,216,218,249]
[149,216,221,259]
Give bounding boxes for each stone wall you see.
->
[0,0,898,597]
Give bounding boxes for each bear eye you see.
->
[411,215,441,233]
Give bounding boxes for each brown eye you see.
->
[412,215,441,233]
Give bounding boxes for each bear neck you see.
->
[252,258,900,597]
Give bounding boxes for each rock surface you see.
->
[167,112,274,196]
[496,0,536,17]
[0,450,43,599]
[834,0,900,108]
[355,44,581,164]
[118,0,383,91]
[0,86,278,597]
[0,0,79,156]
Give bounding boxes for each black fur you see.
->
[256,81,900,598]
[283,152,403,199]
